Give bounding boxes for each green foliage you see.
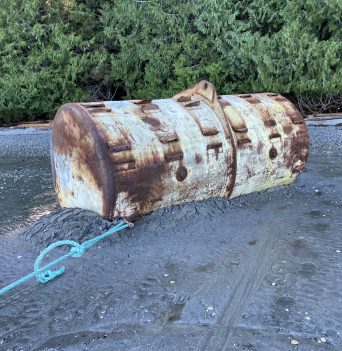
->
[0,0,106,123]
[0,0,341,123]
[252,0,342,95]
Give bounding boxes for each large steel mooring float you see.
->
[51,81,309,220]
[0,82,311,296]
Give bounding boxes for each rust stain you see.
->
[184,101,201,108]
[269,147,278,159]
[287,136,309,172]
[115,155,166,218]
[133,99,152,105]
[263,119,276,127]
[157,132,179,144]
[52,103,115,219]
[245,166,254,178]
[257,141,264,154]
[269,133,281,139]
[163,138,184,163]
[80,102,106,108]
[283,124,293,134]
[165,152,183,162]
[52,81,309,221]
[289,111,304,124]
[114,161,136,172]
[177,96,191,102]
[195,153,202,164]
[237,138,251,147]
[175,81,238,198]
[142,116,161,128]
[207,142,223,150]
[207,142,223,161]
[176,164,188,182]
[108,143,131,152]
[281,102,309,173]
[141,103,160,112]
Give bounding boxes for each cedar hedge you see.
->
[0,0,341,123]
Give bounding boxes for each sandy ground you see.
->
[0,124,341,350]
[0,128,56,234]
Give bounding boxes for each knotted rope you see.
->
[0,220,130,296]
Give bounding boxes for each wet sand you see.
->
[0,128,56,234]
[0,125,341,350]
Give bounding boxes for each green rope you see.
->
[0,220,130,296]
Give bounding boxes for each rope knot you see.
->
[70,244,86,257]
[0,220,129,295]
[33,240,83,284]
[36,268,65,284]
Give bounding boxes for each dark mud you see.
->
[0,125,341,350]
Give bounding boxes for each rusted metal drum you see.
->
[51,81,309,220]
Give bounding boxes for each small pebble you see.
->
[271,282,276,286]
[336,250,341,253]
[170,280,176,285]
[320,337,326,343]
[291,339,299,345]
[206,305,214,311]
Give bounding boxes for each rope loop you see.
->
[36,268,65,284]
[0,220,131,295]
[34,240,83,284]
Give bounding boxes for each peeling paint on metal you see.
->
[51,81,309,220]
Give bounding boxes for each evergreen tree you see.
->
[0,0,341,123]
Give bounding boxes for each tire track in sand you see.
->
[200,233,274,351]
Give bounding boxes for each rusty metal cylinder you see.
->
[51,81,309,220]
